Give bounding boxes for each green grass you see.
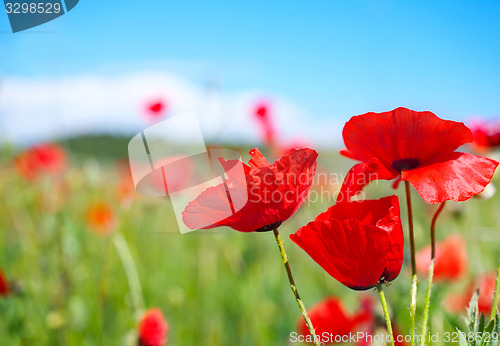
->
[0,148,499,345]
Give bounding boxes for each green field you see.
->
[1,142,499,345]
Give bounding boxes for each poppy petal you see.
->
[291,196,403,290]
[292,218,389,290]
[248,148,271,169]
[343,107,474,169]
[337,159,396,202]
[183,148,317,232]
[402,152,499,204]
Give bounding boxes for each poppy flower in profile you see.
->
[290,195,404,290]
[253,101,276,145]
[0,269,10,297]
[416,234,467,282]
[138,308,169,346]
[340,107,499,204]
[297,296,373,344]
[15,143,66,180]
[86,203,116,235]
[183,148,318,232]
[470,119,500,151]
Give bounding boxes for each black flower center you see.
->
[255,221,282,232]
[392,158,420,172]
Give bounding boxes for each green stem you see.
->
[377,284,395,346]
[113,233,145,316]
[490,259,500,322]
[272,228,319,346]
[404,181,417,346]
[421,202,446,345]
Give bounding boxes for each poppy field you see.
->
[1,108,500,346]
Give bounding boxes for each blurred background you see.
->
[1,1,500,345]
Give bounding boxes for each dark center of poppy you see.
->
[255,221,282,232]
[392,158,420,172]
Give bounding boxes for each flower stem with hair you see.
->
[491,259,500,321]
[273,228,319,346]
[377,284,395,346]
[421,202,446,345]
[404,181,417,346]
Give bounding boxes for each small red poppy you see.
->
[340,107,499,204]
[290,195,404,290]
[416,234,467,282]
[253,101,276,144]
[15,143,66,180]
[0,269,10,297]
[145,99,168,121]
[470,119,500,150]
[297,297,372,344]
[183,148,318,232]
[138,308,169,346]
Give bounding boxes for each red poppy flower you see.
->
[416,234,467,282]
[253,101,276,145]
[340,107,499,204]
[86,203,116,235]
[470,119,500,150]
[138,308,169,346]
[15,143,66,180]
[444,273,499,315]
[297,297,373,344]
[145,99,167,121]
[183,148,318,232]
[290,195,404,290]
[0,269,10,297]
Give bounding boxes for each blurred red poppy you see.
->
[470,120,500,150]
[86,203,116,235]
[0,269,10,297]
[253,101,276,145]
[475,274,498,315]
[138,308,169,346]
[416,234,467,282]
[340,107,498,204]
[144,99,168,121]
[15,143,66,180]
[183,148,318,232]
[291,196,404,290]
[445,273,498,315]
[297,296,372,344]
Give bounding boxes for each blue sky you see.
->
[1,1,500,144]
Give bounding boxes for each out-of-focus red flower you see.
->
[444,273,499,315]
[145,99,168,121]
[183,148,318,232]
[470,120,500,150]
[138,308,169,346]
[0,269,10,297]
[253,101,276,145]
[297,297,373,344]
[476,274,498,315]
[416,234,467,282]
[340,107,498,204]
[291,196,404,290]
[86,203,116,235]
[15,143,66,180]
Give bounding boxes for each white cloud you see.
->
[0,71,343,148]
